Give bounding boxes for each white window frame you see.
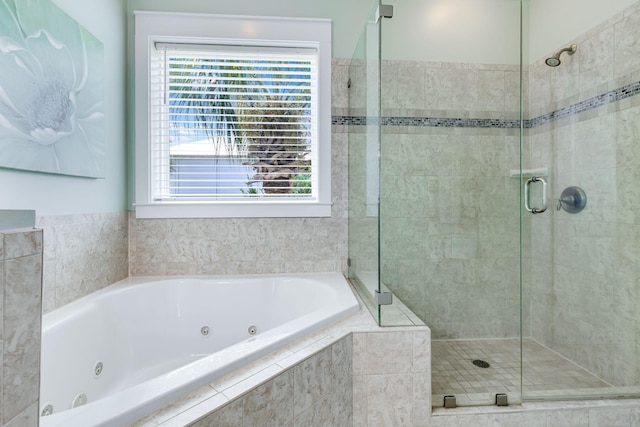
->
[134,11,332,218]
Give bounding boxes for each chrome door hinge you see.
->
[376,4,394,22]
[375,290,393,305]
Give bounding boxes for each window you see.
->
[134,12,332,218]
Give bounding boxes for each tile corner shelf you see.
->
[509,168,548,178]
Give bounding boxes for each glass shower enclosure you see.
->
[348,0,640,409]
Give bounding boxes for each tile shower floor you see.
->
[432,338,615,407]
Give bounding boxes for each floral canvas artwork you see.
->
[0,0,105,178]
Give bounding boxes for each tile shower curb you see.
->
[433,398,640,415]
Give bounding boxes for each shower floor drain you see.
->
[472,359,491,368]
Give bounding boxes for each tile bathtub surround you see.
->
[1,229,43,427]
[131,299,432,427]
[37,212,128,313]
[187,338,353,427]
[128,215,348,277]
[352,330,431,427]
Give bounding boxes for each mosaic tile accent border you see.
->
[383,116,522,128]
[332,115,521,128]
[334,80,640,129]
[529,80,640,128]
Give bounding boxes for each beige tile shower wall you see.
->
[379,128,522,338]
[380,60,522,120]
[347,59,379,278]
[527,1,640,386]
[1,229,42,427]
[37,212,128,313]
[530,102,640,387]
[374,60,524,338]
[129,60,351,277]
[528,1,640,118]
[347,129,379,276]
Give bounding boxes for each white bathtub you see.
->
[39,272,359,427]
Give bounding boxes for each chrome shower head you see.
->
[545,44,577,67]
[545,57,561,67]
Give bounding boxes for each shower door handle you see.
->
[524,176,548,214]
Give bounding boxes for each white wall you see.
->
[382,0,522,64]
[0,0,128,215]
[8,0,631,216]
[124,0,640,64]
[127,0,374,59]
[529,0,638,62]
[379,0,640,65]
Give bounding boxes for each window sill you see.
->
[134,201,333,219]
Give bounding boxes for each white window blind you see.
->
[150,42,318,201]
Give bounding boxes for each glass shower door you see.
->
[523,0,640,402]
[347,0,383,324]
[377,0,524,407]
[348,0,425,327]
[348,0,640,409]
